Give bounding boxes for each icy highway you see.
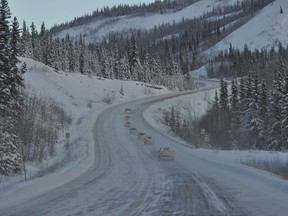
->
[1,80,288,216]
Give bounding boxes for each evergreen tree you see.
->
[9,16,23,113]
[219,78,231,149]
[268,71,284,150]
[282,74,288,149]
[245,72,264,149]
[0,120,22,176]
[149,56,162,85]
[39,22,49,65]
[0,0,12,116]
[141,50,151,83]
[127,34,138,75]
[19,20,32,58]
[259,80,269,148]
[219,77,229,111]
[0,0,23,176]
[230,79,240,148]
[30,22,38,60]
[119,55,130,80]
[79,34,86,74]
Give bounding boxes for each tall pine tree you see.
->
[0,0,23,176]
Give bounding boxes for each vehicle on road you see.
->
[144,136,154,144]
[137,132,146,140]
[157,147,174,160]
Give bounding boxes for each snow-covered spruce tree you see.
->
[0,0,23,176]
[65,34,76,72]
[259,79,269,148]
[19,20,32,58]
[282,74,288,150]
[113,49,120,79]
[99,48,114,79]
[39,22,50,66]
[268,71,284,151]
[243,72,265,149]
[0,120,22,175]
[230,79,240,149]
[131,57,142,81]
[30,22,41,61]
[119,55,131,80]
[149,56,162,85]
[79,34,86,74]
[141,50,150,83]
[218,77,231,149]
[127,34,138,75]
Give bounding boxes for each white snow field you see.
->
[207,0,288,55]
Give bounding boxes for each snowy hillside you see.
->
[21,57,169,115]
[2,57,169,184]
[207,0,288,54]
[54,0,241,43]
[54,0,288,57]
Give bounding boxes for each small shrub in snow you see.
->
[87,100,93,109]
[119,85,124,96]
[102,90,116,104]
[18,92,72,164]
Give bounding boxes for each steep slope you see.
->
[22,57,169,115]
[54,0,240,43]
[207,0,288,55]
[0,57,169,186]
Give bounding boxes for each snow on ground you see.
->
[206,0,288,56]
[143,82,216,144]
[143,80,288,179]
[21,57,169,115]
[190,65,208,78]
[55,0,242,43]
[0,57,169,190]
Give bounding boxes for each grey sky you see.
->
[9,0,155,29]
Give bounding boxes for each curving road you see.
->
[1,81,288,216]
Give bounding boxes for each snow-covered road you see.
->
[1,81,288,216]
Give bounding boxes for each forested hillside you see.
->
[19,0,275,90]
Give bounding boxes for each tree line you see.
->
[207,42,288,83]
[199,68,287,151]
[0,0,71,178]
[164,66,287,151]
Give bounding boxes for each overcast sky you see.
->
[9,0,155,29]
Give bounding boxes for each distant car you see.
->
[137,132,146,140]
[157,147,174,160]
[124,108,132,114]
[129,127,137,134]
[125,121,131,128]
[144,136,154,145]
